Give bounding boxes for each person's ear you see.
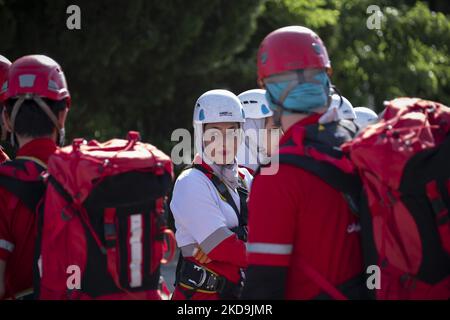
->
[327,67,333,78]
[264,116,270,128]
[257,78,265,89]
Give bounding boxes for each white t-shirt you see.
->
[170,166,253,249]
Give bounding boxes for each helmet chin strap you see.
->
[58,127,65,147]
[264,70,313,128]
[272,104,283,128]
[9,95,27,148]
[266,85,303,128]
[9,94,65,147]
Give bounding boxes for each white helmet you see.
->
[238,89,273,119]
[193,89,245,155]
[237,89,275,171]
[354,107,378,129]
[319,93,356,124]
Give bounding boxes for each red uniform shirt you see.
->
[246,116,364,299]
[0,138,56,299]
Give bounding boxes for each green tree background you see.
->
[1,0,449,155]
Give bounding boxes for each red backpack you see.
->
[343,98,450,299]
[273,98,450,300]
[35,131,175,300]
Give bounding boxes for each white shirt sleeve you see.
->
[170,169,229,245]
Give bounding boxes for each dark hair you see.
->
[5,98,67,138]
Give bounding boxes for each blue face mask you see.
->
[265,71,331,114]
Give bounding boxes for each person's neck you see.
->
[281,107,327,132]
[17,134,55,148]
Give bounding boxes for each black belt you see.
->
[176,257,244,299]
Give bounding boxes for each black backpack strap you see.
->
[275,120,362,215]
[33,201,45,299]
[0,158,46,212]
[236,184,248,226]
[47,174,73,205]
[398,134,450,282]
[303,119,358,155]
[277,153,362,214]
[232,183,249,241]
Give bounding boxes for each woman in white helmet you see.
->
[319,92,357,124]
[353,107,379,130]
[170,89,252,300]
[236,89,282,174]
[319,93,378,131]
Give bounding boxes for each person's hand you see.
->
[193,247,212,264]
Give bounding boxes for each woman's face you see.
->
[262,116,283,157]
[203,122,240,165]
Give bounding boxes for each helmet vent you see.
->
[19,74,36,88]
[48,80,59,92]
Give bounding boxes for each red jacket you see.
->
[0,138,56,299]
[245,115,364,299]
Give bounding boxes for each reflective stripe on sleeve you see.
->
[0,239,15,252]
[246,242,293,255]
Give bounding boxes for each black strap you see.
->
[280,152,360,196]
[33,202,45,299]
[177,257,225,292]
[190,164,249,229]
[236,186,249,226]
[304,120,358,153]
[277,153,361,214]
[34,175,73,298]
[270,120,362,215]
[174,252,196,299]
[176,255,243,299]
[47,175,73,203]
[314,273,372,300]
[0,159,46,212]
[436,179,450,225]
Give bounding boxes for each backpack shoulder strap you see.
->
[278,153,361,212]
[236,179,249,229]
[0,157,47,212]
[275,120,362,214]
[303,119,358,158]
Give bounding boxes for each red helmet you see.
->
[257,26,331,81]
[0,55,12,102]
[1,55,71,107]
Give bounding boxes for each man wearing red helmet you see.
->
[0,55,71,299]
[0,55,11,164]
[243,26,367,299]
